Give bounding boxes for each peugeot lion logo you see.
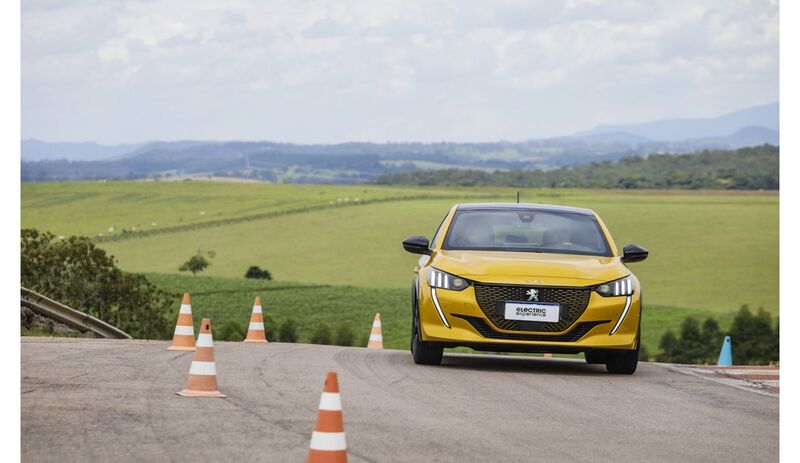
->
[526,288,539,302]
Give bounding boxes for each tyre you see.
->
[605,335,639,374]
[410,282,443,365]
[584,351,608,364]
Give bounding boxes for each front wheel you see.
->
[411,284,443,365]
[605,337,639,374]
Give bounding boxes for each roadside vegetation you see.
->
[21,229,175,339]
[657,306,779,365]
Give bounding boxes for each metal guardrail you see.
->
[21,287,132,339]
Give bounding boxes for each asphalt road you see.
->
[21,338,778,462]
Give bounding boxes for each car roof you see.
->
[455,202,596,216]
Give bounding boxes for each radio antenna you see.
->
[516,191,520,203]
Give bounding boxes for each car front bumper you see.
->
[418,277,641,352]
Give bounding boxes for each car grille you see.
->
[453,315,608,342]
[473,284,592,333]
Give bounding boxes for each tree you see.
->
[669,317,708,364]
[311,323,332,345]
[179,254,210,275]
[730,305,778,365]
[278,319,299,343]
[21,229,173,339]
[701,317,722,362]
[657,330,679,363]
[334,323,356,346]
[245,266,272,280]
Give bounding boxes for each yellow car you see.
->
[402,203,648,374]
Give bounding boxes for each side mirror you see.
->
[621,244,648,263]
[402,236,431,255]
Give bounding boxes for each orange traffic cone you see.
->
[366,313,383,349]
[308,371,347,463]
[177,318,226,398]
[243,296,268,343]
[167,293,195,351]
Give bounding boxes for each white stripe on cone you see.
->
[309,432,347,451]
[252,305,262,313]
[318,392,342,411]
[369,334,382,342]
[372,321,381,328]
[174,325,194,336]
[189,361,217,376]
[179,304,192,314]
[248,322,264,330]
[196,333,213,348]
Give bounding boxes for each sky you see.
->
[21,0,779,144]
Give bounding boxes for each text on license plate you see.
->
[503,302,560,322]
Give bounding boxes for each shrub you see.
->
[217,320,245,342]
[278,319,299,343]
[701,317,722,361]
[21,229,173,339]
[334,323,356,346]
[245,266,272,280]
[657,330,678,362]
[310,323,332,345]
[730,305,779,365]
[671,317,708,364]
[263,315,276,341]
[656,308,778,365]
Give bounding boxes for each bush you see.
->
[310,323,332,345]
[21,229,174,339]
[671,317,708,364]
[657,330,679,362]
[656,308,778,365]
[278,319,299,343]
[730,305,779,365]
[334,323,356,346]
[701,317,722,361]
[262,314,276,341]
[245,266,273,280]
[217,320,245,342]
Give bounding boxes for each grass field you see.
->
[21,181,779,354]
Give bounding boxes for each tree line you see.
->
[375,145,779,190]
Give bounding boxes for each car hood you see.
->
[431,250,628,286]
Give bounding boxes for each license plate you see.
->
[503,301,560,322]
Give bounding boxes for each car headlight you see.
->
[595,275,634,297]
[429,268,469,291]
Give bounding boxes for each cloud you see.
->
[22,0,778,143]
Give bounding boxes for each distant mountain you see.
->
[579,102,778,141]
[21,139,145,162]
[21,102,780,183]
[682,126,779,150]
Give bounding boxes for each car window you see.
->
[442,209,611,256]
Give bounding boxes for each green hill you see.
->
[21,181,778,354]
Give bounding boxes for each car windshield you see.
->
[442,209,612,256]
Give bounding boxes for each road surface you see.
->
[21,338,778,462]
